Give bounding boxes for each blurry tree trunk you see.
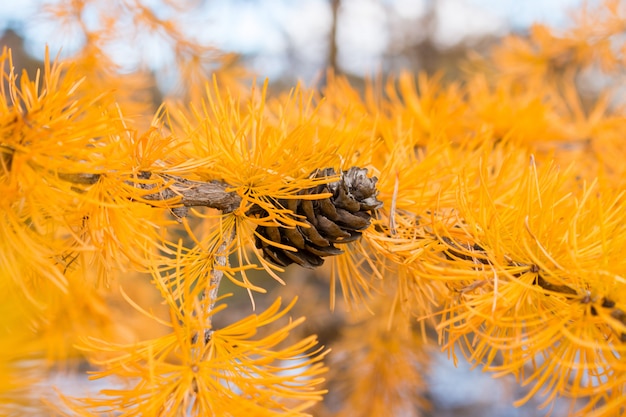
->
[328,0,340,74]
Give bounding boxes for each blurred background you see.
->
[0,1,593,416]
[1,0,588,88]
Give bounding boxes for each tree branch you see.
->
[143,173,242,214]
[56,170,242,215]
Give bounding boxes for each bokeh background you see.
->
[1,0,588,86]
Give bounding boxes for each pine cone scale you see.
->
[283,226,306,249]
[282,248,324,268]
[300,199,317,226]
[318,197,339,220]
[333,187,361,212]
[335,208,370,230]
[305,243,344,257]
[316,214,352,241]
[299,222,331,247]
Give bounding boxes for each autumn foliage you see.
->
[2,1,626,416]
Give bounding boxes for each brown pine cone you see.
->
[254,167,383,268]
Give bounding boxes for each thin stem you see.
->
[202,228,235,344]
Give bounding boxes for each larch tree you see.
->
[2,1,626,416]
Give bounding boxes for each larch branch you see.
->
[56,170,242,214]
[146,173,242,214]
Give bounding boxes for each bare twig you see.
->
[202,230,235,344]
[56,170,242,214]
[157,173,241,213]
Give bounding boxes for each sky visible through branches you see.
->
[1,0,587,81]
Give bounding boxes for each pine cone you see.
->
[254,167,383,268]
